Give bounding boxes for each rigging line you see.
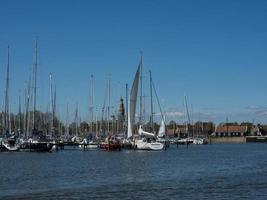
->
[151,79,165,126]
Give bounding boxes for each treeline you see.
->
[1,111,265,137]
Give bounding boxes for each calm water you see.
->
[0,144,267,200]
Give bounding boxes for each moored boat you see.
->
[156,119,170,148]
[193,137,208,145]
[134,126,165,151]
[79,138,99,149]
[20,138,53,152]
[134,137,164,151]
[99,136,121,151]
[2,136,20,151]
[246,135,267,143]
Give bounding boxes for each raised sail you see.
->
[127,62,141,138]
[158,118,166,137]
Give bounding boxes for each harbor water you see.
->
[0,144,267,200]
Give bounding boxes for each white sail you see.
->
[158,119,166,137]
[127,63,141,138]
[138,125,155,137]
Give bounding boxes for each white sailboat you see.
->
[127,58,164,151]
[158,118,166,138]
[156,118,170,147]
[134,125,164,150]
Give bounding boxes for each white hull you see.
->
[79,141,99,149]
[177,138,194,144]
[87,144,98,149]
[135,139,164,151]
[193,138,208,145]
[2,141,20,151]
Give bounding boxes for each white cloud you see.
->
[246,105,267,111]
[155,111,184,117]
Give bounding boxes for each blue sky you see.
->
[0,0,267,124]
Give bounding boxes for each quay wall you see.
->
[209,137,246,144]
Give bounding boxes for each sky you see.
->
[0,0,267,124]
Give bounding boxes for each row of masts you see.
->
[1,41,167,140]
[1,40,57,139]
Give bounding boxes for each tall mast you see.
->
[139,54,143,125]
[125,83,128,136]
[151,73,165,128]
[25,75,31,138]
[65,102,69,137]
[49,73,53,136]
[32,39,38,132]
[18,95,22,137]
[53,85,56,136]
[75,103,79,136]
[23,88,27,138]
[4,46,10,137]
[149,70,154,132]
[107,74,111,133]
[184,95,190,135]
[89,74,94,133]
[95,109,98,138]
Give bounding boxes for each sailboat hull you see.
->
[99,142,121,151]
[2,142,20,151]
[1,138,20,151]
[20,141,53,152]
[135,139,164,151]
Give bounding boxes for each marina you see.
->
[1,0,267,199]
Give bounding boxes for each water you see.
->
[1,144,267,200]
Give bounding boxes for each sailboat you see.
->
[156,118,170,147]
[193,121,208,145]
[20,40,53,152]
[127,57,164,151]
[1,46,20,151]
[79,75,99,150]
[99,76,121,151]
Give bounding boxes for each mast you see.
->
[125,83,128,137]
[101,79,108,135]
[25,76,31,138]
[89,74,94,133]
[139,54,143,125]
[49,73,53,137]
[18,95,22,137]
[151,72,165,129]
[53,85,56,136]
[107,74,111,134]
[95,108,98,138]
[75,103,79,136]
[23,89,27,138]
[4,46,10,137]
[65,102,69,137]
[191,104,194,139]
[32,39,38,134]
[184,95,190,136]
[149,70,154,133]
[4,46,11,137]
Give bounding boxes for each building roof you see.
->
[215,125,247,133]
